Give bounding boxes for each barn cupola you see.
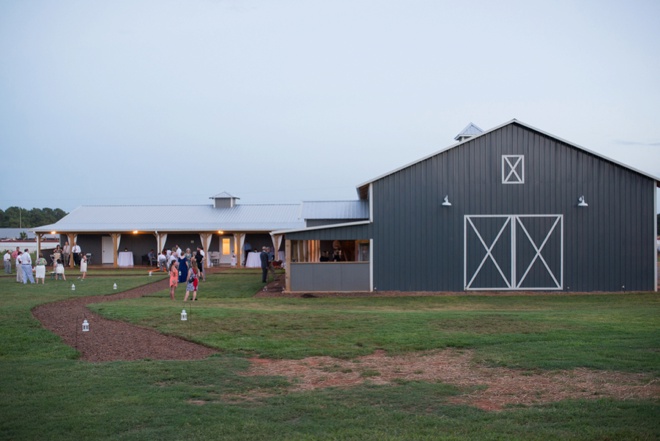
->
[454,122,483,142]
[210,192,239,208]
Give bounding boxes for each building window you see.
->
[222,238,231,255]
[502,155,524,184]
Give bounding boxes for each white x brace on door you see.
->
[464,215,563,290]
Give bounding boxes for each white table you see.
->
[117,251,134,267]
[245,252,261,268]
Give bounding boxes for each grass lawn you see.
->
[0,268,658,440]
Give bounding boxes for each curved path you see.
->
[32,278,217,362]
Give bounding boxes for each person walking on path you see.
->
[35,253,47,284]
[21,249,35,284]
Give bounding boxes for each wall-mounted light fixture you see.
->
[442,195,452,207]
[578,196,588,207]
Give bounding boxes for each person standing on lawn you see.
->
[3,250,11,274]
[79,254,88,280]
[196,246,205,281]
[35,253,47,284]
[169,260,179,300]
[62,241,70,267]
[71,242,82,267]
[183,265,199,302]
[21,249,35,284]
[15,250,23,283]
[260,246,270,283]
[177,251,189,284]
[55,259,66,280]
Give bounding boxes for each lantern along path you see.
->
[32,277,217,362]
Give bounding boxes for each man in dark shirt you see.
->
[259,246,269,283]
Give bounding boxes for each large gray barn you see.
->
[284,120,658,293]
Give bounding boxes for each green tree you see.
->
[0,207,68,228]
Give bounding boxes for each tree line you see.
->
[0,207,68,228]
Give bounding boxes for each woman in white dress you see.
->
[35,253,47,284]
[79,254,88,280]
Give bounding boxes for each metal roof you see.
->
[33,203,307,233]
[454,122,484,140]
[300,200,369,220]
[210,191,238,199]
[357,119,660,196]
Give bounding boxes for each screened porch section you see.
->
[286,239,371,292]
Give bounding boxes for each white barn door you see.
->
[464,215,563,290]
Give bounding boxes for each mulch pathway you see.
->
[32,277,217,362]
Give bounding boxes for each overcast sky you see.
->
[1,0,659,212]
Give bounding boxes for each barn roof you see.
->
[300,200,369,219]
[357,119,660,198]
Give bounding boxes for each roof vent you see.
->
[210,192,239,208]
[454,122,483,142]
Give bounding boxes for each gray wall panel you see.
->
[290,263,370,291]
[371,123,655,292]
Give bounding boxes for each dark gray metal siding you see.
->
[371,123,656,292]
[290,263,370,291]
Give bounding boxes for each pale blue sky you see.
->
[1,0,659,212]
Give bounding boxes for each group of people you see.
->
[2,244,88,285]
[50,243,86,280]
[162,245,206,302]
[3,247,38,284]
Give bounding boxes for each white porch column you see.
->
[154,232,168,253]
[199,233,213,268]
[270,233,284,262]
[233,233,245,268]
[111,233,121,268]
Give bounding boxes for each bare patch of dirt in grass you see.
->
[242,349,659,411]
[31,273,659,411]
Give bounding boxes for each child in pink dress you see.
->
[169,260,179,300]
